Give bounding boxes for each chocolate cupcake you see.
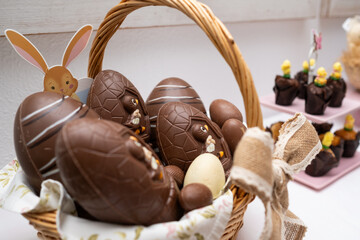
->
[312,122,333,135]
[327,62,347,107]
[306,132,339,177]
[294,60,311,99]
[273,60,299,105]
[334,114,360,157]
[305,67,333,115]
[319,134,344,161]
[266,121,284,143]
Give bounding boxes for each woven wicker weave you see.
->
[23,0,263,239]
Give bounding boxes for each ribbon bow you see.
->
[230,113,321,240]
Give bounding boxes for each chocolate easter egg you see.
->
[164,165,185,187]
[14,92,99,194]
[157,102,232,176]
[209,99,243,128]
[221,119,247,154]
[146,78,206,146]
[56,118,181,225]
[179,183,213,212]
[87,70,150,141]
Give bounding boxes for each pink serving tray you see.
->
[293,151,360,190]
[260,94,360,123]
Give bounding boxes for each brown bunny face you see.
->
[44,66,78,97]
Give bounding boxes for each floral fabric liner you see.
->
[0,160,233,240]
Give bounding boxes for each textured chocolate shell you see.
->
[273,75,299,106]
[327,77,346,107]
[156,102,232,176]
[146,78,206,148]
[14,91,99,194]
[56,118,181,225]
[87,70,151,141]
[305,83,333,115]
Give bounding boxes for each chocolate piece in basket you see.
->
[146,77,206,148]
[294,60,313,99]
[164,165,185,188]
[305,132,339,177]
[273,60,299,105]
[209,99,246,154]
[326,62,347,107]
[87,70,151,141]
[13,91,99,194]
[56,118,182,225]
[305,67,333,115]
[334,114,360,157]
[179,183,213,212]
[156,102,232,176]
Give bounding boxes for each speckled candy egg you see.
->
[14,91,99,194]
[87,70,151,141]
[156,102,232,176]
[56,118,181,225]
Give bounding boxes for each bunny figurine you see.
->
[5,25,93,101]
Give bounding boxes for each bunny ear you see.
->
[62,25,93,68]
[5,29,49,74]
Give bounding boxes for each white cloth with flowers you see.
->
[0,160,233,240]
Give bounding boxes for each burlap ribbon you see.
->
[230,113,322,240]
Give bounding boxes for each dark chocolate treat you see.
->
[327,77,347,107]
[146,77,206,148]
[334,129,360,158]
[157,102,232,176]
[305,150,339,177]
[164,165,185,188]
[221,118,246,154]
[13,91,99,194]
[273,75,299,106]
[87,70,151,141]
[305,83,333,115]
[294,71,308,99]
[179,183,213,212]
[209,99,243,128]
[56,118,181,225]
[320,134,344,163]
[312,122,333,135]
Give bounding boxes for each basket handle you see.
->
[88,0,263,128]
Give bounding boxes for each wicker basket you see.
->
[23,0,264,239]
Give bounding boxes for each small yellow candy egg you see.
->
[184,153,225,199]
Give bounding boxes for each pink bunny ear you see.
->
[62,25,93,68]
[5,29,49,74]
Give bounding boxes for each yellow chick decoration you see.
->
[344,114,355,131]
[322,132,334,150]
[302,60,309,73]
[314,67,327,87]
[330,62,343,80]
[281,60,291,78]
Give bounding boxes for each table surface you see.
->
[1,113,360,240]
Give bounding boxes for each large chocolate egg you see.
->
[56,118,181,225]
[221,119,247,154]
[14,92,99,194]
[157,102,232,176]
[87,70,151,141]
[209,99,243,128]
[146,78,206,145]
